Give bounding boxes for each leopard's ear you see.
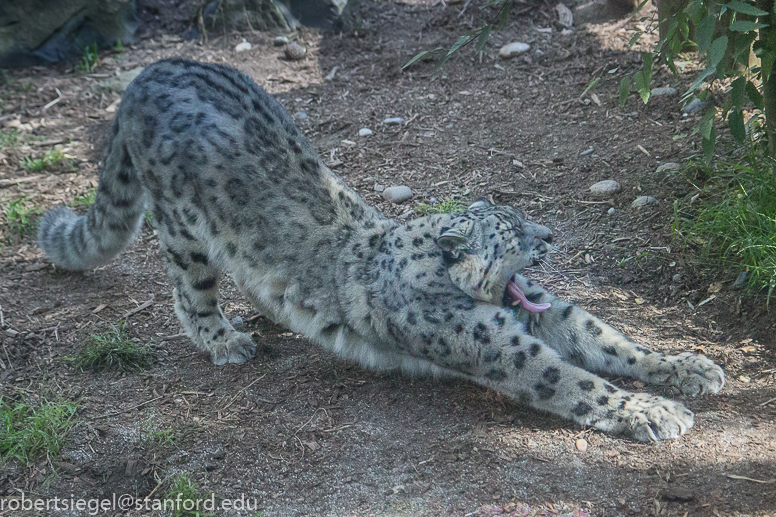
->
[435,228,469,254]
[467,199,490,210]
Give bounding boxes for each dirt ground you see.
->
[1,0,775,515]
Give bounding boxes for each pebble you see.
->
[374,183,385,192]
[580,146,594,156]
[293,111,308,119]
[589,179,621,197]
[734,271,748,288]
[656,162,681,173]
[682,98,708,114]
[651,86,677,97]
[359,128,373,137]
[382,185,413,204]
[341,139,357,146]
[235,40,252,52]
[273,36,289,46]
[672,273,682,282]
[607,207,616,215]
[231,316,245,330]
[499,42,531,58]
[285,42,306,61]
[384,117,404,125]
[631,196,657,208]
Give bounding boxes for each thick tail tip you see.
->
[37,206,90,270]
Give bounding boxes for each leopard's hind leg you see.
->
[157,217,256,365]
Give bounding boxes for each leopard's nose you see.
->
[536,224,552,244]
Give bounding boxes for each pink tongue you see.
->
[508,281,552,313]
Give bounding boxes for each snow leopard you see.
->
[38,59,724,442]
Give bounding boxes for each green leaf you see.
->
[731,76,746,110]
[627,32,642,48]
[403,48,442,69]
[581,77,601,97]
[728,109,746,142]
[709,36,728,67]
[699,107,716,140]
[476,26,492,51]
[726,0,768,16]
[762,50,775,81]
[447,35,472,57]
[619,76,631,108]
[746,80,764,110]
[696,15,716,55]
[702,125,716,163]
[729,20,768,31]
[683,0,703,18]
[493,1,513,31]
[642,51,653,78]
[634,71,651,103]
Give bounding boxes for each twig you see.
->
[220,373,267,411]
[93,395,164,420]
[726,474,775,484]
[759,397,776,407]
[123,299,154,318]
[43,88,63,110]
[0,304,4,327]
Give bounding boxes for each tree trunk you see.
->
[757,0,776,161]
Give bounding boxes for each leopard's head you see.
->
[435,201,552,311]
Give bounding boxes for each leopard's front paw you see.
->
[624,393,694,442]
[646,352,725,396]
[210,331,257,365]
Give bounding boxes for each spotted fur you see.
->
[38,59,724,442]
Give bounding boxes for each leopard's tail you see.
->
[38,121,145,270]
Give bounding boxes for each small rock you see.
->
[285,42,306,61]
[575,438,588,452]
[5,329,19,337]
[734,271,748,288]
[374,183,385,192]
[656,162,681,173]
[607,207,616,215]
[556,3,574,28]
[383,117,404,125]
[650,86,677,97]
[589,179,621,197]
[631,196,657,208]
[359,128,373,137]
[580,146,594,156]
[231,316,245,330]
[383,186,413,204]
[235,40,252,52]
[341,139,357,146]
[499,42,531,58]
[682,98,708,114]
[294,112,308,120]
[672,273,682,283]
[273,36,289,46]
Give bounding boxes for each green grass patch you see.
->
[415,198,465,215]
[680,152,776,295]
[76,325,154,372]
[0,396,78,465]
[165,473,212,517]
[72,188,96,207]
[5,196,42,238]
[77,43,100,74]
[0,129,19,148]
[22,148,68,171]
